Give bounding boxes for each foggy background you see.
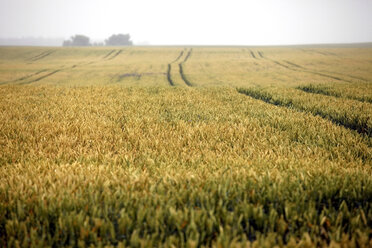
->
[0,0,371,46]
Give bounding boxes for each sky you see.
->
[0,0,371,45]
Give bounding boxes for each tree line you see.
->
[62,34,133,46]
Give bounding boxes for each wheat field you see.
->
[0,46,371,247]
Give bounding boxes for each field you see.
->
[0,46,371,247]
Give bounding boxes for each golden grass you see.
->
[0,46,371,247]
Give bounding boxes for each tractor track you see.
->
[167,64,175,86]
[283,60,303,68]
[179,64,192,86]
[28,50,55,62]
[237,88,372,137]
[250,50,256,59]
[170,51,184,64]
[114,72,166,83]
[166,48,194,87]
[3,50,127,85]
[183,49,192,63]
[299,48,339,57]
[262,56,353,83]
[0,69,48,85]
[19,69,62,85]
[178,49,193,86]
[307,49,338,57]
[27,50,53,61]
[103,50,116,59]
[283,60,368,82]
[166,50,186,86]
[15,60,95,85]
[107,50,123,60]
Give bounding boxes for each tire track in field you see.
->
[23,59,102,84]
[167,64,175,86]
[170,51,184,64]
[306,49,338,57]
[102,50,116,59]
[299,48,326,56]
[0,69,49,85]
[15,60,89,85]
[299,48,342,59]
[5,69,47,83]
[27,50,53,61]
[19,69,62,85]
[3,50,123,85]
[113,72,166,83]
[178,48,193,86]
[28,50,55,62]
[106,50,123,60]
[258,51,264,58]
[331,73,368,82]
[249,50,257,59]
[262,55,353,83]
[296,85,372,104]
[25,49,124,83]
[283,60,303,69]
[282,60,368,82]
[166,50,185,86]
[27,49,123,83]
[14,60,90,85]
[1,67,64,85]
[237,88,372,137]
[281,60,357,83]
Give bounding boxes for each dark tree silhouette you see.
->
[105,34,133,46]
[92,42,104,46]
[62,35,91,46]
[62,40,72,47]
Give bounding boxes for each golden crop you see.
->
[0,46,371,247]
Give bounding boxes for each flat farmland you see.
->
[0,46,371,247]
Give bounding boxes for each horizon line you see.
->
[1,41,372,48]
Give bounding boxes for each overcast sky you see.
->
[0,0,371,45]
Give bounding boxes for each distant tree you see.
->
[62,35,91,46]
[105,34,133,46]
[92,42,104,46]
[62,40,72,47]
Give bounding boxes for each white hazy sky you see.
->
[0,0,371,45]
